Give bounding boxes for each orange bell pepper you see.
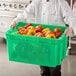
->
[36,25,44,30]
[19,29,28,35]
[34,32,44,37]
[13,33,17,34]
[53,28,62,34]
[18,27,25,32]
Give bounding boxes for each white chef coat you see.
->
[13,0,76,35]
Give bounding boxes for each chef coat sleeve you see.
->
[60,0,76,35]
[12,0,38,23]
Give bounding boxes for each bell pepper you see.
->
[13,33,17,34]
[36,25,44,30]
[25,23,32,29]
[19,29,28,35]
[35,28,42,33]
[56,33,62,39]
[18,27,25,32]
[27,29,36,36]
[53,28,62,34]
[27,26,35,30]
[34,32,44,37]
[46,34,56,39]
[45,31,55,36]
[42,28,51,34]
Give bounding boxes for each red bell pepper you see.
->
[56,33,62,39]
[35,28,42,33]
[25,23,32,29]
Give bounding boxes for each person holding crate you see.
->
[11,0,76,76]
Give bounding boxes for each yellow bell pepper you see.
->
[27,29,36,36]
[27,26,35,30]
[46,34,56,39]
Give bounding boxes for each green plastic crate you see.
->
[5,22,68,67]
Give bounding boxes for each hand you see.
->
[64,27,73,37]
[10,21,16,30]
